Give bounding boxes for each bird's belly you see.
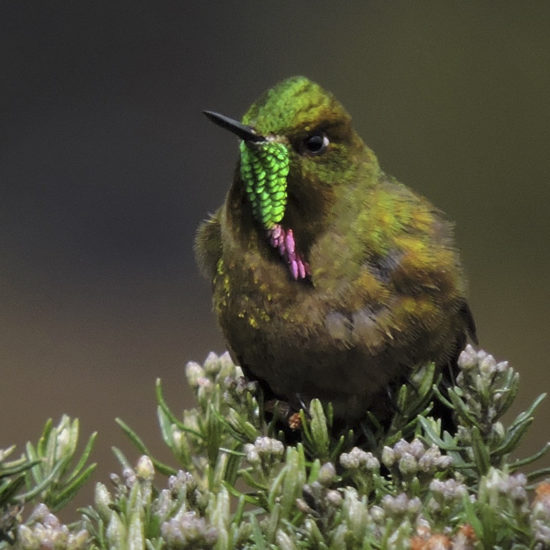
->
[212,253,464,420]
[215,279,404,417]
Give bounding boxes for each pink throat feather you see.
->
[267,224,311,280]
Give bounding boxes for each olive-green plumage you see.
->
[196,76,476,421]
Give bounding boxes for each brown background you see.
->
[2,2,549,513]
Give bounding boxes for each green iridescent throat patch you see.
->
[239,141,289,229]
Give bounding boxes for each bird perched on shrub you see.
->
[196,76,476,422]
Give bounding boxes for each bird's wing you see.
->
[194,210,222,280]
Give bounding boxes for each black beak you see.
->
[203,110,265,142]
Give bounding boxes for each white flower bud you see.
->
[94,482,113,521]
[381,446,396,467]
[457,344,478,369]
[318,462,336,486]
[136,455,155,481]
[326,489,343,507]
[479,354,497,376]
[68,530,89,550]
[185,361,205,387]
[398,452,418,475]
[408,439,425,459]
[369,505,385,523]
[203,351,221,374]
[54,427,71,461]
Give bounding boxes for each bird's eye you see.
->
[302,132,329,155]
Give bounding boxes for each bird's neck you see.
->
[225,174,334,281]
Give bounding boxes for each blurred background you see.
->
[2,2,549,512]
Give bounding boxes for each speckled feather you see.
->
[196,76,476,421]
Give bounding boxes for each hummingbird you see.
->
[196,76,476,422]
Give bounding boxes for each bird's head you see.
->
[204,76,376,279]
